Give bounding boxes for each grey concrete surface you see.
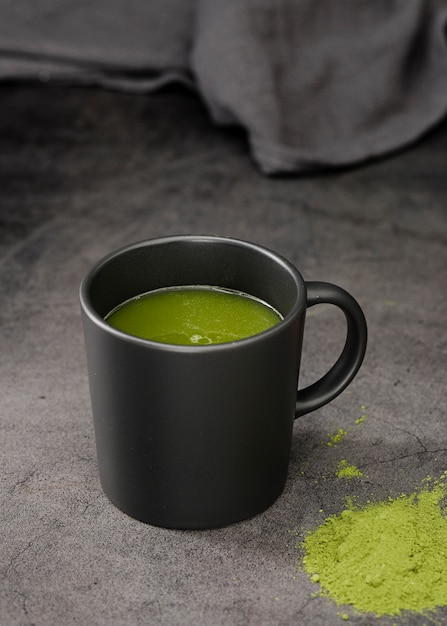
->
[1,84,447,626]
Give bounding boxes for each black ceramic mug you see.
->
[80,235,367,529]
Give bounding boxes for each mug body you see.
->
[80,236,306,529]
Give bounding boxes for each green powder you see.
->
[355,404,368,425]
[302,474,447,618]
[336,459,363,480]
[326,428,347,447]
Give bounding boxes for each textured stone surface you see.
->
[1,84,447,625]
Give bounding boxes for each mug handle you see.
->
[295,282,367,418]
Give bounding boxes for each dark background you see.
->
[1,82,447,624]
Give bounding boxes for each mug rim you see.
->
[79,234,306,352]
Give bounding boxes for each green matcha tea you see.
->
[105,285,282,345]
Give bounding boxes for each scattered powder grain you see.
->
[336,460,363,480]
[326,428,347,447]
[302,474,447,617]
[355,404,368,425]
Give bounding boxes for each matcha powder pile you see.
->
[302,474,447,617]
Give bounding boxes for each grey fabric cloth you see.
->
[1,0,447,174]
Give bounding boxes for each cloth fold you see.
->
[1,0,447,174]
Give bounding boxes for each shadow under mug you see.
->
[80,235,367,529]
